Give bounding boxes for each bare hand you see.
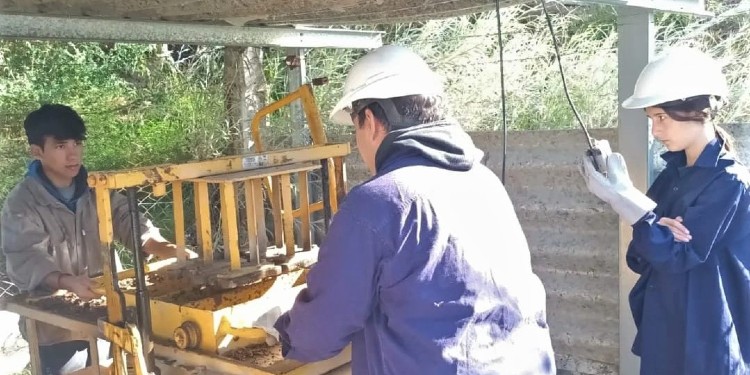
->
[60,275,102,301]
[658,216,692,242]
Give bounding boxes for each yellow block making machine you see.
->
[4,79,353,375]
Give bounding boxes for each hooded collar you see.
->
[25,159,89,212]
[374,119,483,174]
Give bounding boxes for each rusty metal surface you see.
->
[0,0,517,25]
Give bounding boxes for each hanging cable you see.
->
[540,0,596,151]
[495,0,508,184]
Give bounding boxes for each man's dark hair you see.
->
[23,104,87,148]
[352,95,445,131]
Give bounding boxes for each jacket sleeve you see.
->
[1,202,59,292]
[274,199,383,362]
[110,191,167,250]
[629,175,744,273]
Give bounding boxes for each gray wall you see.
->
[341,124,748,375]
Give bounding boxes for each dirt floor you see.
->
[223,343,284,368]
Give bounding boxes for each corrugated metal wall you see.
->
[473,129,620,375]
[342,128,620,375]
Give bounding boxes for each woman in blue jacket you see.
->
[581,46,750,374]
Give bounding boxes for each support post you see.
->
[616,7,655,375]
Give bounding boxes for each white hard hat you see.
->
[622,46,728,109]
[329,45,444,125]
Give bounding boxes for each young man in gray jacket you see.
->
[1,104,194,374]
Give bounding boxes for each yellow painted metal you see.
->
[98,321,150,375]
[152,182,167,197]
[219,182,242,270]
[298,172,311,251]
[216,317,267,345]
[86,144,350,190]
[194,181,213,262]
[334,156,348,204]
[244,180,259,264]
[93,187,129,375]
[327,158,339,213]
[172,182,185,248]
[250,84,328,153]
[280,174,296,259]
[115,269,308,354]
[270,176,283,249]
[84,83,352,375]
[189,162,320,183]
[250,179,269,252]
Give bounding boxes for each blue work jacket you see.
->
[627,137,750,375]
[274,121,555,375]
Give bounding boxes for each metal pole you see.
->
[126,188,156,372]
[0,14,383,48]
[320,159,332,231]
[616,7,655,375]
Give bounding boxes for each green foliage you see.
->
[1,2,750,201]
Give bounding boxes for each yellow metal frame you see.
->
[87,82,351,374]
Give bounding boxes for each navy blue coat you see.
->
[628,138,750,375]
[274,121,555,375]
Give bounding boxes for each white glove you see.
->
[580,152,656,225]
[228,286,299,346]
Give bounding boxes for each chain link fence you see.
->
[115,167,329,268]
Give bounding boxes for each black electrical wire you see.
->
[495,0,508,184]
[540,0,596,151]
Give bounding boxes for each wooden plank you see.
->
[251,179,268,257]
[88,337,101,374]
[244,181,259,265]
[87,144,350,189]
[280,174,296,259]
[293,201,323,218]
[189,162,319,183]
[194,182,213,262]
[298,172,311,251]
[25,318,42,375]
[172,182,185,248]
[270,176,283,249]
[219,182,241,271]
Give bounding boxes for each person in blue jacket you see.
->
[272,45,556,374]
[580,46,750,375]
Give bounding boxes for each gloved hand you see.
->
[231,287,299,346]
[579,152,656,225]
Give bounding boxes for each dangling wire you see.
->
[540,0,596,151]
[495,0,508,184]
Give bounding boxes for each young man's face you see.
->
[31,137,84,186]
[353,109,387,176]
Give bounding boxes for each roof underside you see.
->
[0,0,524,26]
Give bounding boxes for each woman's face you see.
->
[645,107,705,152]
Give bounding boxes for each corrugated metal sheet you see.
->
[473,129,620,375]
